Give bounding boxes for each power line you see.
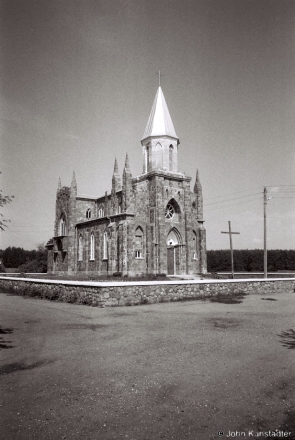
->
[272,196,295,199]
[205,197,262,212]
[204,192,262,207]
[205,186,263,201]
[204,185,294,206]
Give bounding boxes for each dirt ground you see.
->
[0,290,295,440]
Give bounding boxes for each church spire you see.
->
[194,169,202,194]
[114,157,119,174]
[57,177,61,192]
[141,86,179,143]
[124,153,131,171]
[112,158,121,192]
[111,158,121,214]
[123,153,132,212]
[141,85,180,173]
[194,169,203,219]
[70,171,77,196]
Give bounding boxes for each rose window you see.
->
[165,204,175,219]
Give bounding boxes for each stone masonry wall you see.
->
[0,277,293,308]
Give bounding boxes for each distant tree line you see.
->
[0,246,294,273]
[207,250,295,272]
[0,244,47,273]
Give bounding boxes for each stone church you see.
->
[46,85,207,276]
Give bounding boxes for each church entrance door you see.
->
[166,229,182,275]
[167,247,174,275]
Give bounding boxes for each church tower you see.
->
[141,86,179,173]
[47,80,207,277]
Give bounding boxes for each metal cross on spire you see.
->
[157,70,164,86]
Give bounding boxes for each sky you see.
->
[1,0,295,251]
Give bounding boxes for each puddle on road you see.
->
[110,312,134,317]
[210,293,245,304]
[0,339,14,349]
[278,329,295,349]
[0,359,54,376]
[209,318,240,329]
[62,323,107,331]
[0,326,13,334]
[0,325,14,349]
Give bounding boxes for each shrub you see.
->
[29,287,41,298]
[18,259,47,274]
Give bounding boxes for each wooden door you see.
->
[167,247,174,275]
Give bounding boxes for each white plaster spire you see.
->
[141,86,178,142]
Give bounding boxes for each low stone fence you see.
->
[0,276,294,307]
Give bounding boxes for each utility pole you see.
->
[264,187,268,278]
[221,221,240,279]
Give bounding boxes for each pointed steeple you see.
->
[141,86,180,173]
[194,169,203,219]
[71,171,77,186]
[70,171,77,196]
[124,153,131,171]
[114,157,119,174]
[123,153,132,212]
[194,169,202,194]
[141,86,178,143]
[57,177,61,191]
[111,158,121,214]
[112,158,121,192]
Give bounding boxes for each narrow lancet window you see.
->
[90,232,95,260]
[78,235,83,261]
[59,216,66,236]
[135,226,143,258]
[146,146,150,173]
[103,232,108,260]
[169,145,173,171]
[193,230,198,260]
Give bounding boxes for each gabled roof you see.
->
[141,86,178,142]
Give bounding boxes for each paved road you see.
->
[0,291,295,440]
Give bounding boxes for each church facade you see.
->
[46,86,207,276]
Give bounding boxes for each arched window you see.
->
[155,142,163,169]
[59,216,66,236]
[135,226,143,258]
[146,146,150,172]
[169,145,173,171]
[98,207,104,218]
[165,199,180,221]
[167,228,182,246]
[78,235,83,261]
[90,232,95,260]
[103,232,108,260]
[86,209,91,219]
[193,230,198,260]
[165,203,175,219]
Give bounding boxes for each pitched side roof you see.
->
[141,86,178,141]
